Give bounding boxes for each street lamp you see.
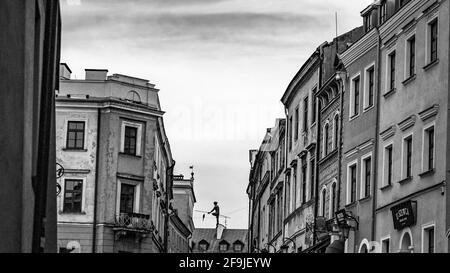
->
[335,209,359,240]
[281,237,297,253]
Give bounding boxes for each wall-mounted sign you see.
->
[391,200,417,230]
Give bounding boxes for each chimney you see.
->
[60,63,72,80]
[216,224,225,240]
[85,69,108,81]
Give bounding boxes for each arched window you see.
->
[126,91,141,104]
[330,182,336,218]
[324,123,330,156]
[321,189,326,216]
[334,114,339,150]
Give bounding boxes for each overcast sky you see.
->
[61,0,373,229]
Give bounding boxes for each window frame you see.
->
[404,33,416,79]
[333,113,340,151]
[426,17,439,65]
[115,179,142,217]
[380,235,391,253]
[382,142,394,188]
[349,73,361,120]
[401,133,414,179]
[364,64,376,111]
[120,120,143,156]
[61,178,86,214]
[303,96,309,133]
[329,181,337,219]
[66,120,86,150]
[421,222,435,253]
[360,152,372,199]
[422,123,436,173]
[346,160,358,205]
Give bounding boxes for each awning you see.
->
[325,239,345,253]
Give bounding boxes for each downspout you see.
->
[313,48,324,247]
[371,28,382,243]
[92,108,101,253]
[164,159,176,253]
[336,75,344,213]
[282,106,289,249]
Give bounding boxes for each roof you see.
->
[192,228,248,253]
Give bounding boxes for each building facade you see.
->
[0,0,61,253]
[56,64,175,253]
[192,225,248,253]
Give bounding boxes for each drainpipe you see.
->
[92,108,101,253]
[313,47,324,247]
[336,74,344,214]
[371,28,382,244]
[164,159,176,253]
[282,106,289,249]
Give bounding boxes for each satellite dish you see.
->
[66,241,81,253]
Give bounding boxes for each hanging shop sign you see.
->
[391,200,417,230]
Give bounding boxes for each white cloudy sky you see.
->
[60,0,373,229]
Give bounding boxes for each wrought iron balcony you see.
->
[114,212,154,233]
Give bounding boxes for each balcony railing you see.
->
[114,212,154,233]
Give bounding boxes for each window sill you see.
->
[345,202,357,209]
[119,152,142,158]
[363,105,375,113]
[423,59,439,71]
[349,114,360,122]
[358,195,372,204]
[419,168,435,178]
[63,148,87,152]
[398,176,413,185]
[402,74,416,86]
[59,211,87,215]
[383,88,396,99]
[380,184,392,191]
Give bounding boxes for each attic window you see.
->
[198,240,209,252]
[364,13,372,32]
[126,91,142,104]
[219,241,229,252]
[233,241,244,252]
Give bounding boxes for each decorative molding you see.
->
[64,169,91,174]
[380,125,396,141]
[418,104,439,121]
[298,150,308,159]
[117,172,145,182]
[344,139,374,159]
[398,115,416,131]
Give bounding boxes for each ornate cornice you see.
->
[398,115,416,132]
[380,125,396,141]
[418,104,439,122]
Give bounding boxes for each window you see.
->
[294,107,299,141]
[321,189,326,216]
[425,227,435,253]
[66,121,85,150]
[276,189,283,233]
[324,123,330,156]
[310,158,315,200]
[120,184,135,214]
[233,243,243,252]
[124,126,138,155]
[364,14,372,33]
[199,241,209,252]
[407,36,416,77]
[219,242,228,252]
[362,156,371,198]
[331,183,336,218]
[385,145,394,186]
[301,158,307,204]
[63,179,83,213]
[288,116,293,151]
[424,126,435,171]
[311,88,317,123]
[303,96,309,133]
[365,67,375,109]
[350,165,357,203]
[334,114,339,150]
[285,175,291,214]
[351,76,360,118]
[389,51,396,91]
[403,135,413,179]
[292,165,297,209]
[429,19,438,63]
[380,0,387,24]
[381,237,390,253]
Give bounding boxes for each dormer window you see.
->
[219,240,229,252]
[198,240,209,252]
[233,241,244,252]
[379,0,387,24]
[364,14,372,32]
